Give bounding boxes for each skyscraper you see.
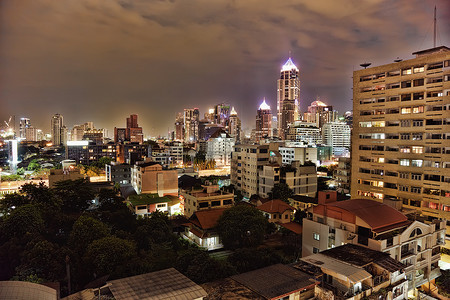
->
[184,108,200,143]
[51,114,64,146]
[229,107,241,142]
[19,118,31,139]
[351,46,450,222]
[277,58,300,139]
[174,112,184,141]
[255,98,272,142]
[304,99,337,128]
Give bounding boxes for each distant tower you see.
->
[255,98,272,142]
[184,108,200,143]
[277,57,300,139]
[229,107,241,142]
[51,114,64,146]
[19,118,31,139]
[174,112,184,141]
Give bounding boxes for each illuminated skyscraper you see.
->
[184,108,200,143]
[255,98,272,142]
[51,113,64,146]
[229,107,241,142]
[277,58,300,139]
[19,118,31,139]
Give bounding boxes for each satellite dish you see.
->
[360,62,371,69]
[394,57,403,62]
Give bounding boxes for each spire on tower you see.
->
[281,57,298,72]
[259,98,271,110]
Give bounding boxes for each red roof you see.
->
[324,199,408,231]
[258,200,295,214]
[278,222,302,234]
[189,208,226,230]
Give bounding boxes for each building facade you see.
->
[277,58,300,139]
[351,46,450,221]
[286,121,322,145]
[206,131,235,167]
[131,161,178,196]
[255,98,273,142]
[322,122,351,156]
[51,113,64,146]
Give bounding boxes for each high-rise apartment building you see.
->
[286,121,322,145]
[175,112,184,141]
[255,99,272,142]
[214,103,231,128]
[351,46,450,221]
[322,122,351,157]
[126,114,143,144]
[19,118,31,139]
[277,58,300,139]
[51,114,64,146]
[184,108,200,143]
[304,100,338,128]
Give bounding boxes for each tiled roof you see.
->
[189,208,226,230]
[231,264,316,299]
[108,268,208,300]
[289,195,317,204]
[0,281,57,300]
[325,199,408,231]
[278,222,302,234]
[257,200,295,214]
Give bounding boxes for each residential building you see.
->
[206,130,235,166]
[126,193,180,217]
[333,157,351,194]
[175,112,184,141]
[116,143,149,164]
[259,161,317,198]
[24,126,38,141]
[279,145,317,165]
[131,161,178,196]
[181,184,234,217]
[214,103,231,129]
[231,144,270,198]
[286,121,322,144]
[82,129,104,145]
[302,198,445,291]
[66,141,117,165]
[105,162,132,186]
[257,199,295,224]
[182,208,226,250]
[351,46,450,222]
[126,114,143,144]
[277,58,300,139]
[297,244,408,300]
[114,127,126,143]
[322,122,351,157]
[255,98,273,142]
[48,168,85,188]
[19,118,31,139]
[51,113,64,146]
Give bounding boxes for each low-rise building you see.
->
[131,161,178,196]
[105,162,131,186]
[181,184,234,218]
[257,199,295,224]
[302,198,445,291]
[48,168,85,188]
[206,131,235,167]
[333,156,351,194]
[182,208,225,251]
[126,193,180,217]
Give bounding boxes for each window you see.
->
[411,187,422,194]
[412,133,423,140]
[402,68,412,75]
[413,120,423,127]
[411,173,422,180]
[412,146,423,154]
[399,185,409,192]
[400,147,410,153]
[399,172,409,179]
[313,247,319,254]
[313,233,320,241]
[401,133,410,140]
[411,160,423,167]
[401,120,411,127]
[413,66,424,73]
[401,107,411,114]
[413,106,424,113]
[400,159,410,166]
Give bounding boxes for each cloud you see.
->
[1,0,449,134]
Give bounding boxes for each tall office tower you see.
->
[51,113,64,146]
[351,46,450,221]
[184,108,200,143]
[304,99,338,128]
[175,112,184,141]
[214,103,231,128]
[19,118,31,139]
[24,127,38,141]
[204,109,215,123]
[229,107,241,142]
[71,125,85,141]
[126,114,143,144]
[255,98,272,142]
[277,58,300,139]
[322,122,351,157]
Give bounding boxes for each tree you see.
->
[227,248,283,273]
[216,205,269,249]
[85,236,136,277]
[69,216,110,256]
[293,209,307,224]
[53,179,94,213]
[134,212,172,250]
[27,159,41,171]
[16,167,25,175]
[268,183,293,203]
[0,204,44,239]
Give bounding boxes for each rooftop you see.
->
[257,199,295,214]
[231,264,317,299]
[412,45,450,57]
[189,208,227,229]
[128,193,171,206]
[107,268,207,300]
[281,57,298,72]
[321,199,408,232]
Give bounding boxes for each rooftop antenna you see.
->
[360,62,371,69]
[394,57,403,62]
[433,6,436,48]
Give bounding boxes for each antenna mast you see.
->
[433,6,436,48]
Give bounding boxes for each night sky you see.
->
[1,0,449,136]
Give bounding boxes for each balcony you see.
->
[401,249,415,259]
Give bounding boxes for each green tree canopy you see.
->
[268,183,294,203]
[85,236,136,277]
[1,204,44,239]
[216,205,269,249]
[69,216,110,256]
[53,179,94,213]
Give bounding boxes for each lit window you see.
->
[313,233,320,241]
[378,158,385,163]
[401,107,412,114]
[413,106,424,113]
[400,147,411,153]
[413,66,424,73]
[400,159,410,166]
[402,69,412,75]
[411,160,423,167]
[412,146,423,154]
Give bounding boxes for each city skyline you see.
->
[2,0,450,135]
